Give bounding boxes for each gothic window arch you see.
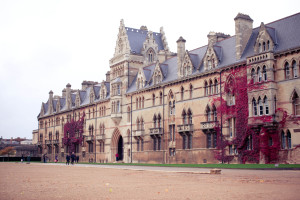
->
[214,79,219,94]
[285,62,290,79]
[159,92,163,105]
[209,80,213,95]
[187,109,192,124]
[136,118,140,130]
[281,130,286,149]
[257,67,262,82]
[182,109,187,124]
[142,96,145,108]
[263,42,266,51]
[152,93,155,106]
[181,86,184,100]
[136,97,138,110]
[267,40,270,50]
[189,84,193,99]
[157,114,162,128]
[263,65,267,81]
[212,105,217,121]
[127,106,131,122]
[153,114,157,128]
[287,130,292,149]
[259,43,262,53]
[258,97,263,116]
[292,60,298,78]
[206,106,211,121]
[204,81,208,96]
[292,91,300,116]
[140,117,144,130]
[147,48,155,63]
[226,77,236,106]
[251,68,256,83]
[263,96,269,115]
[252,98,258,116]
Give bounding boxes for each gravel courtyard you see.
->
[0,162,299,200]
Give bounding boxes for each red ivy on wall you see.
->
[63,113,85,154]
[210,66,291,164]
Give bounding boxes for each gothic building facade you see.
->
[33,13,300,164]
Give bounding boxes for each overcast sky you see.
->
[0,0,299,139]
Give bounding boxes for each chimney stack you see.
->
[234,13,253,60]
[177,36,186,77]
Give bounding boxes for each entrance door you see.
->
[117,136,123,161]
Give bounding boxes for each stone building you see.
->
[34,13,300,164]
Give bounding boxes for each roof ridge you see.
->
[125,27,161,35]
[266,12,300,26]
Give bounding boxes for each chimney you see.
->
[234,13,253,60]
[106,71,110,82]
[66,83,71,109]
[49,90,53,101]
[207,32,217,47]
[62,88,66,98]
[177,36,186,76]
[81,80,88,90]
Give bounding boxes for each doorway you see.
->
[117,136,123,161]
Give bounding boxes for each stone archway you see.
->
[111,128,123,162]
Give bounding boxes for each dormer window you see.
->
[147,49,154,62]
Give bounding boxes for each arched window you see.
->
[281,131,286,149]
[206,106,211,122]
[157,114,161,128]
[257,67,262,82]
[169,101,173,115]
[292,60,298,78]
[285,62,290,79]
[139,97,141,109]
[292,92,300,116]
[264,96,269,115]
[181,86,184,100]
[212,105,217,121]
[117,101,120,113]
[141,118,144,130]
[136,118,140,130]
[252,98,257,116]
[127,106,131,122]
[173,100,176,115]
[259,43,262,53]
[209,80,213,95]
[187,109,192,124]
[152,94,155,106]
[258,97,263,116]
[263,65,267,81]
[117,84,121,95]
[159,92,163,105]
[142,96,145,108]
[148,49,154,62]
[215,79,218,94]
[153,115,157,128]
[251,68,256,83]
[204,81,208,96]
[182,110,187,124]
[263,42,266,51]
[267,40,270,50]
[287,130,292,149]
[189,84,193,99]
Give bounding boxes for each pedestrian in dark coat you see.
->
[76,155,79,163]
[71,152,75,165]
[66,155,70,165]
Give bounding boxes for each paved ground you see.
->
[1,162,300,200]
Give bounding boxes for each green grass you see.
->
[73,162,300,169]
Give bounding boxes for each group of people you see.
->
[66,152,79,165]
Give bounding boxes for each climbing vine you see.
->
[63,113,85,154]
[210,66,292,164]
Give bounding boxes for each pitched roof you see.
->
[126,27,164,54]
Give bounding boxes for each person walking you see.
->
[71,152,75,165]
[27,154,31,164]
[115,153,119,162]
[55,155,58,163]
[76,155,79,163]
[66,154,70,165]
